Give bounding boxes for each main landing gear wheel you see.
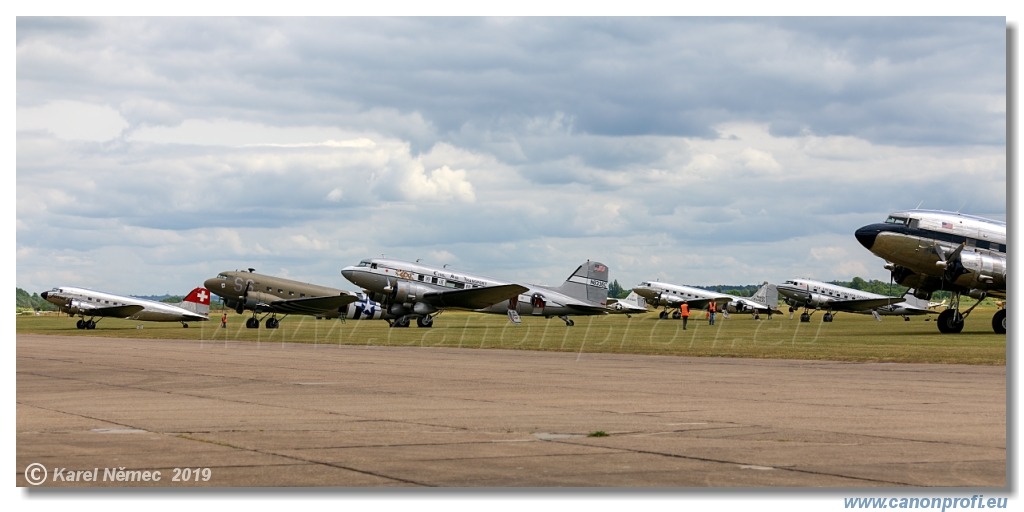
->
[823,313,833,323]
[391,316,411,328]
[799,312,810,323]
[245,317,260,329]
[659,311,668,320]
[937,309,965,334]
[416,316,434,328]
[992,309,1006,334]
[265,318,280,329]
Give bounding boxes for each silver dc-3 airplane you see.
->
[632,281,780,319]
[41,285,211,329]
[855,209,1006,334]
[776,278,933,323]
[341,258,609,327]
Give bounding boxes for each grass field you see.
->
[17,305,1007,365]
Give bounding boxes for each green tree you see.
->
[607,279,628,299]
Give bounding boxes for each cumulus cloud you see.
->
[15,17,1007,295]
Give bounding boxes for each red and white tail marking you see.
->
[184,287,211,305]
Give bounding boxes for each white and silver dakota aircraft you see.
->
[41,286,211,329]
[341,258,609,327]
[632,281,780,319]
[776,278,927,322]
[855,209,1006,334]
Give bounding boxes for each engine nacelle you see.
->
[391,280,433,304]
[956,252,1007,291]
[66,299,88,316]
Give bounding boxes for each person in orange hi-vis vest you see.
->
[708,300,717,326]
[680,303,690,330]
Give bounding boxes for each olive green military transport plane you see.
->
[204,269,367,329]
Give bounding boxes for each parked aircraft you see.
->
[632,281,780,319]
[776,278,911,322]
[341,258,608,327]
[872,291,943,320]
[204,269,362,328]
[606,291,649,317]
[41,286,210,329]
[855,209,1006,333]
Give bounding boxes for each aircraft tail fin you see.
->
[752,281,779,310]
[179,287,212,317]
[622,291,647,310]
[557,261,609,305]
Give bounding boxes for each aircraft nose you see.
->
[40,291,49,300]
[855,225,881,250]
[340,267,355,281]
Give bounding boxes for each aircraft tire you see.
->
[800,312,810,323]
[76,319,86,329]
[266,318,279,329]
[672,311,681,320]
[86,320,96,330]
[823,313,833,322]
[992,309,1006,334]
[659,311,668,320]
[417,316,433,328]
[246,317,259,329]
[937,309,965,334]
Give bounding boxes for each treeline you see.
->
[16,289,57,312]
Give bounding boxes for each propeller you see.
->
[236,281,251,314]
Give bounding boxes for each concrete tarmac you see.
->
[16,334,1006,488]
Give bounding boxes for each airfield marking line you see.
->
[538,438,913,487]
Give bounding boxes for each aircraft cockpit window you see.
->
[884,216,909,226]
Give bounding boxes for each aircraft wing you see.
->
[827,297,903,312]
[733,299,783,314]
[77,304,146,318]
[425,284,530,310]
[682,297,733,311]
[263,294,359,316]
[657,295,732,311]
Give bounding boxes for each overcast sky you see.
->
[15,16,1008,297]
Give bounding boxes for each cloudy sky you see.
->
[15,17,1007,298]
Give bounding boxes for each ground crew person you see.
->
[221,312,228,328]
[680,303,690,330]
[708,300,717,326]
